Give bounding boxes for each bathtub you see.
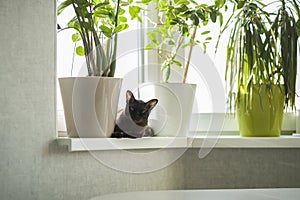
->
[93,189,300,200]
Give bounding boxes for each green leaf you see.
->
[75,1,93,9]
[218,13,223,26]
[173,60,182,67]
[100,25,112,38]
[182,42,192,48]
[67,17,80,29]
[181,26,189,36]
[169,19,179,25]
[214,0,225,8]
[120,2,130,6]
[161,62,171,82]
[148,31,160,45]
[201,30,210,35]
[296,19,300,37]
[175,0,190,5]
[175,4,189,13]
[119,8,126,15]
[76,46,85,56]
[210,10,217,23]
[114,24,129,33]
[57,0,72,15]
[137,15,142,23]
[237,1,245,9]
[196,10,206,21]
[94,2,110,10]
[249,3,258,10]
[129,6,141,20]
[199,3,208,7]
[72,33,81,42]
[191,13,199,26]
[118,16,127,22]
[141,0,152,4]
[94,9,110,17]
[205,37,212,40]
[161,61,169,71]
[145,44,155,50]
[203,43,207,53]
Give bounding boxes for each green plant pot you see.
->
[237,85,285,137]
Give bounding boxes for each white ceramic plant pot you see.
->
[139,83,196,137]
[59,77,122,138]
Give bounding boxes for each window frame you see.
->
[56,2,299,137]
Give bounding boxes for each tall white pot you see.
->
[140,83,196,137]
[59,77,122,138]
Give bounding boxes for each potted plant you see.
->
[218,0,299,137]
[143,0,222,137]
[57,0,146,137]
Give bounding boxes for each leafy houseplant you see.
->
[57,0,147,137]
[58,0,147,76]
[142,0,223,137]
[218,0,299,136]
[146,0,223,82]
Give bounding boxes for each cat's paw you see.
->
[144,127,155,137]
[111,132,124,138]
[111,131,140,139]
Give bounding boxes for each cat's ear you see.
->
[126,90,135,104]
[146,99,158,110]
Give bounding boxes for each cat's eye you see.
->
[130,107,134,112]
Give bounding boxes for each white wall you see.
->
[0,1,184,199]
[1,1,300,200]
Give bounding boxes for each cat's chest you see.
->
[116,110,147,133]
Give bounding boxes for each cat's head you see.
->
[125,90,158,126]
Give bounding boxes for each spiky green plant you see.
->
[272,0,300,108]
[217,0,299,111]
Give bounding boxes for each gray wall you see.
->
[183,149,300,189]
[0,1,300,200]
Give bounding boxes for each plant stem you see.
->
[183,25,197,83]
[172,35,185,60]
[103,0,120,77]
[108,34,118,77]
[71,0,92,75]
[87,0,102,76]
[109,0,121,77]
[71,43,76,76]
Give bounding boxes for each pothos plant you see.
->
[217,0,299,111]
[146,0,224,83]
[57,0,149,76]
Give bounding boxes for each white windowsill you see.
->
[56,135,300,152]
[56,137,188,152]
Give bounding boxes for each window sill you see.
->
[56,135,300,152]
[56,136,187,152]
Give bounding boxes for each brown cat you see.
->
[111,90,158,138]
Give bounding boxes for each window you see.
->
[57,1,299,135]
